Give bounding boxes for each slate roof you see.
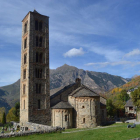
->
[125,99,134,107]
[51,101,73,109]
[70,84,100,97]
[50,83,75,99]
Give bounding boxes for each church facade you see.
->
[20,10,106,130]
[51,78,106,128]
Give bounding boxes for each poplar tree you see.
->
[2,112,6,124]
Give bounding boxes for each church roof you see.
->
[50,83,75,99]
[70,84,100,97]
[51,101,73,109]
[125,99,134,107]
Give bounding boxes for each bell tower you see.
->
[20,10,50,126]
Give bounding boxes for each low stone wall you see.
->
[0,127,62,138]
[22,122,52,131]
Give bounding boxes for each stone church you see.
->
[20,10,106,130]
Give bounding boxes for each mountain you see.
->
[0,64,129,111]
[50,64,129,93]
[107,75,140,96]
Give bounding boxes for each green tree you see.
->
[118,89,130,102]
[0,107,6,123]
[6,107,17,122]
[2,112,6,124]
[131,88,140,108]
[6,102,20,122]
[13,102,20,120]
[106,99,115,117]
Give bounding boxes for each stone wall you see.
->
[52,109,73,129]
[20,12,30,126]
[68,96,101,128]
[0,125,59,139]
[20,11,51,127]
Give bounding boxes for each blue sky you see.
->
[0,0,140,87]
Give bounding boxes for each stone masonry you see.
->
[20,10,51,127]
[20,10,106,130]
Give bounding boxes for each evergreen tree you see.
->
[2,112,6,124]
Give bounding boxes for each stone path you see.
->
[62,125,122,134]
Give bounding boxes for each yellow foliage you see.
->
[6,107,18,122]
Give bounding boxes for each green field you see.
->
[1,123,140,140]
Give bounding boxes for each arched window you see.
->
[23,69,26,79]
[36,83,38,93]
[39,21,42,31]
[24,54,27,64]
[39,53,43,63]
[83,118,85,123]
[36,83,41,94]
[82,106,85,109]
[36,52,39,62]
[23,84,26,94]
[36,36,38,47]
[24,22,27,33]
[39,37,42,47]
[35,20,38,30]
[24,38,27,49]
[39,84,41,93]
[65,115,67,121]
[38,99,41,109]
[35,68,42,78]
[24,100,25,109]
[39,69,42,78]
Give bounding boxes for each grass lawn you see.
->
[1,123,140,140]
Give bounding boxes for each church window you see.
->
[35,20,38,30]
[24,100,25,109]
[39,21,42,31]
[36,83,38,93]
[36,36,38,47]
[82,106,85,109]
[24,38,27,49]
[39,84,41,93]
[36,84,41,93]
[83,118,85,123]
[39,69,42,78]
[36,52,39,62]
[24,22,28,33]
[24,54,27,64]
[23,84,26,94]
[39,53,43,63]
[35,68,42,78]
[38,99,41,109]
[65,115,67,121]
[39,37,42,47]
[23,69,26,79]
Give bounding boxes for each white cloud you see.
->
[64,48,85,57]
[86,61,138,68]
[124,49,140,58]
